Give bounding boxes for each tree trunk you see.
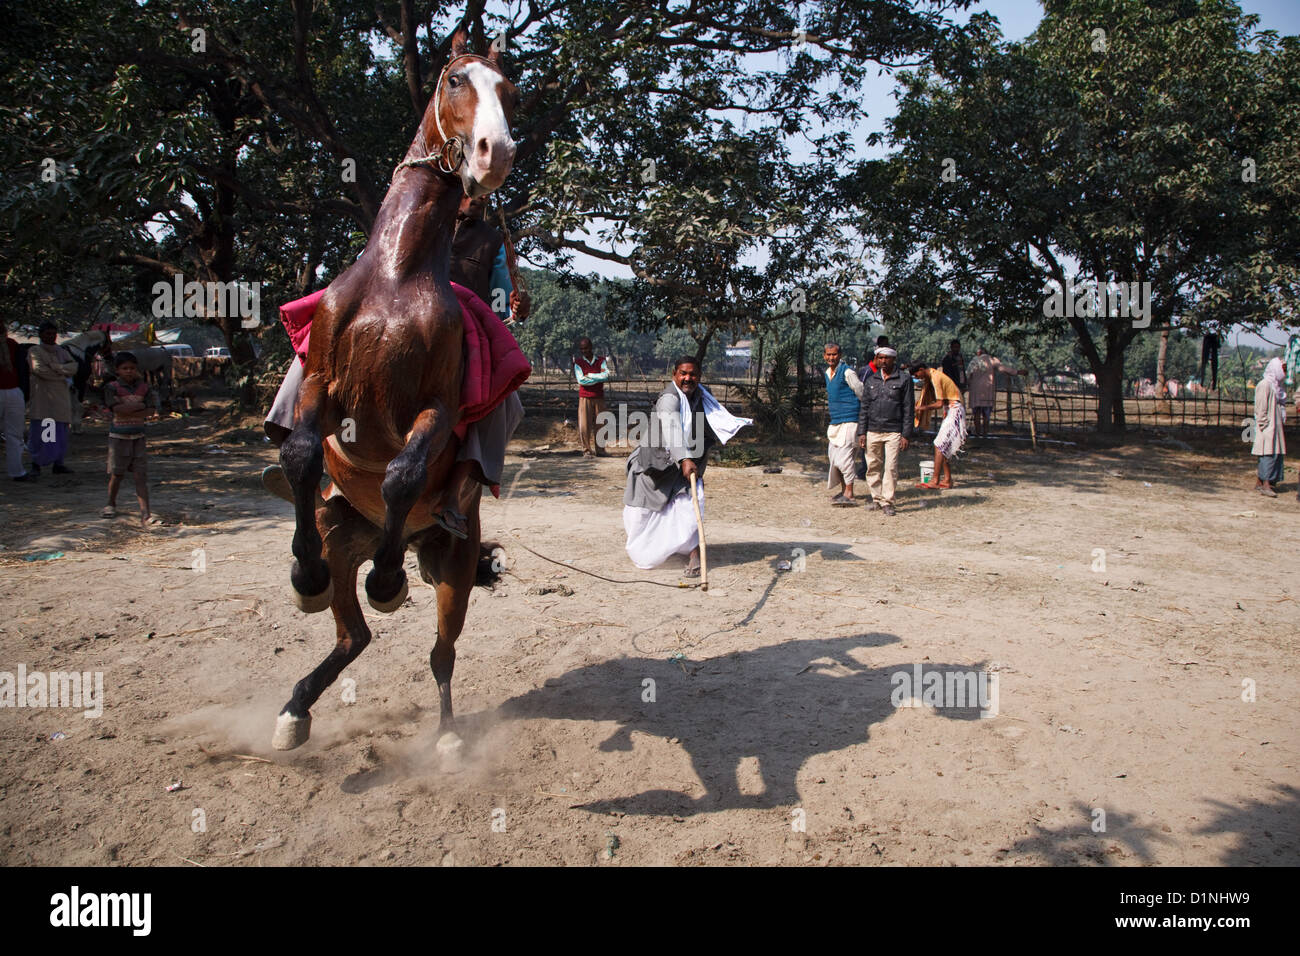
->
[1069,309,1135,434]
[1154,325,1171,417]
[217,319,258,366]
[795,313,809,411]
[1154,326,1170,396]
[691,326,714,369]
[1094,360,1127,433]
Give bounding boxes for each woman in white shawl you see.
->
[1252,357,1287,497]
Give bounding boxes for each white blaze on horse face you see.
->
[460,61,515,196]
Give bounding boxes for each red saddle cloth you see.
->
[278,284,531,440]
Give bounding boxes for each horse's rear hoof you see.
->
[272,711,311,750]
[365,571,408,613]
[293,578,334,613]
[436,731,465,772]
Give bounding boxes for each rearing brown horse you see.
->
[272,30,518,753]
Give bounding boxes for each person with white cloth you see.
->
[1252,356,1287,497]
[623,356,751,575]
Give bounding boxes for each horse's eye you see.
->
[448,75,460,88]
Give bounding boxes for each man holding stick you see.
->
[622,357,750,577]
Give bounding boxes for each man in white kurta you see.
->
[623,357,750,575]
[966,347,1025,438]
[1252,357,1287,497]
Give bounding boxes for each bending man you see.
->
[911,361,966,490]
[623,357,750,576]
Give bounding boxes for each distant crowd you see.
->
[3,319,161,526]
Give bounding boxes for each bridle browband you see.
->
[395,53,502,176]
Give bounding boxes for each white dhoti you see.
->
[623,485,703,570]
[826,421,857,489]
[266,359,304,433]
[935,402,967,459]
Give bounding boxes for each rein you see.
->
[395,53,497,176]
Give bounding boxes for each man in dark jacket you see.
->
[856,347,914,516]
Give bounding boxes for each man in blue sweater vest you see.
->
[823,343,865,505]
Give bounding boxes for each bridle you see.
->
[396,53,502,176]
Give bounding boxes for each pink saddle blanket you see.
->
[278,284,531,439]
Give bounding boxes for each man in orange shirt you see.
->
[910,362,966,489]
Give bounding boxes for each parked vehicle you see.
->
[206,346,231,359]
[163,344,195,357]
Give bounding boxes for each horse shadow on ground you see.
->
[497,633,989,817]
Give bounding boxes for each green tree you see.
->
[856,0,1300,431]
[2,1,974,378]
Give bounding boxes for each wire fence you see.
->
[520,371,1297,439]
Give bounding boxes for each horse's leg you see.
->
[272,497,381,750]
[365,401,453,612]
[416,487,481,754]
[280,373,335,611]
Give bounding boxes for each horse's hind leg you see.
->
[280,372,335,611]
[416,488,482,750]
[365,401,453,612]
[273,497,381,750]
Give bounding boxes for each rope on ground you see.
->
[506,534,701,590]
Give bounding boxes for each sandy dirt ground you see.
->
[1,410,1297,867]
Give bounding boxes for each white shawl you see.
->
[1264,357,1287,423]
[674,383,752,445]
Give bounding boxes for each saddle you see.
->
[278,282,531,441]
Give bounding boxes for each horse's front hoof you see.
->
[292,578,334,613]
[365,570,408,613]
[272,711,311,750]
[436,731,465,772]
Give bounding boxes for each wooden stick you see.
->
[689,472,708,592]
[1022,387,1038,451]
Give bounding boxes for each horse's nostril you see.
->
[478,137,490,157]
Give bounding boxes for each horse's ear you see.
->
[450,27,470,57]
[487,34,504,67]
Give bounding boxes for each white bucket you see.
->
[919,461,935,484]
